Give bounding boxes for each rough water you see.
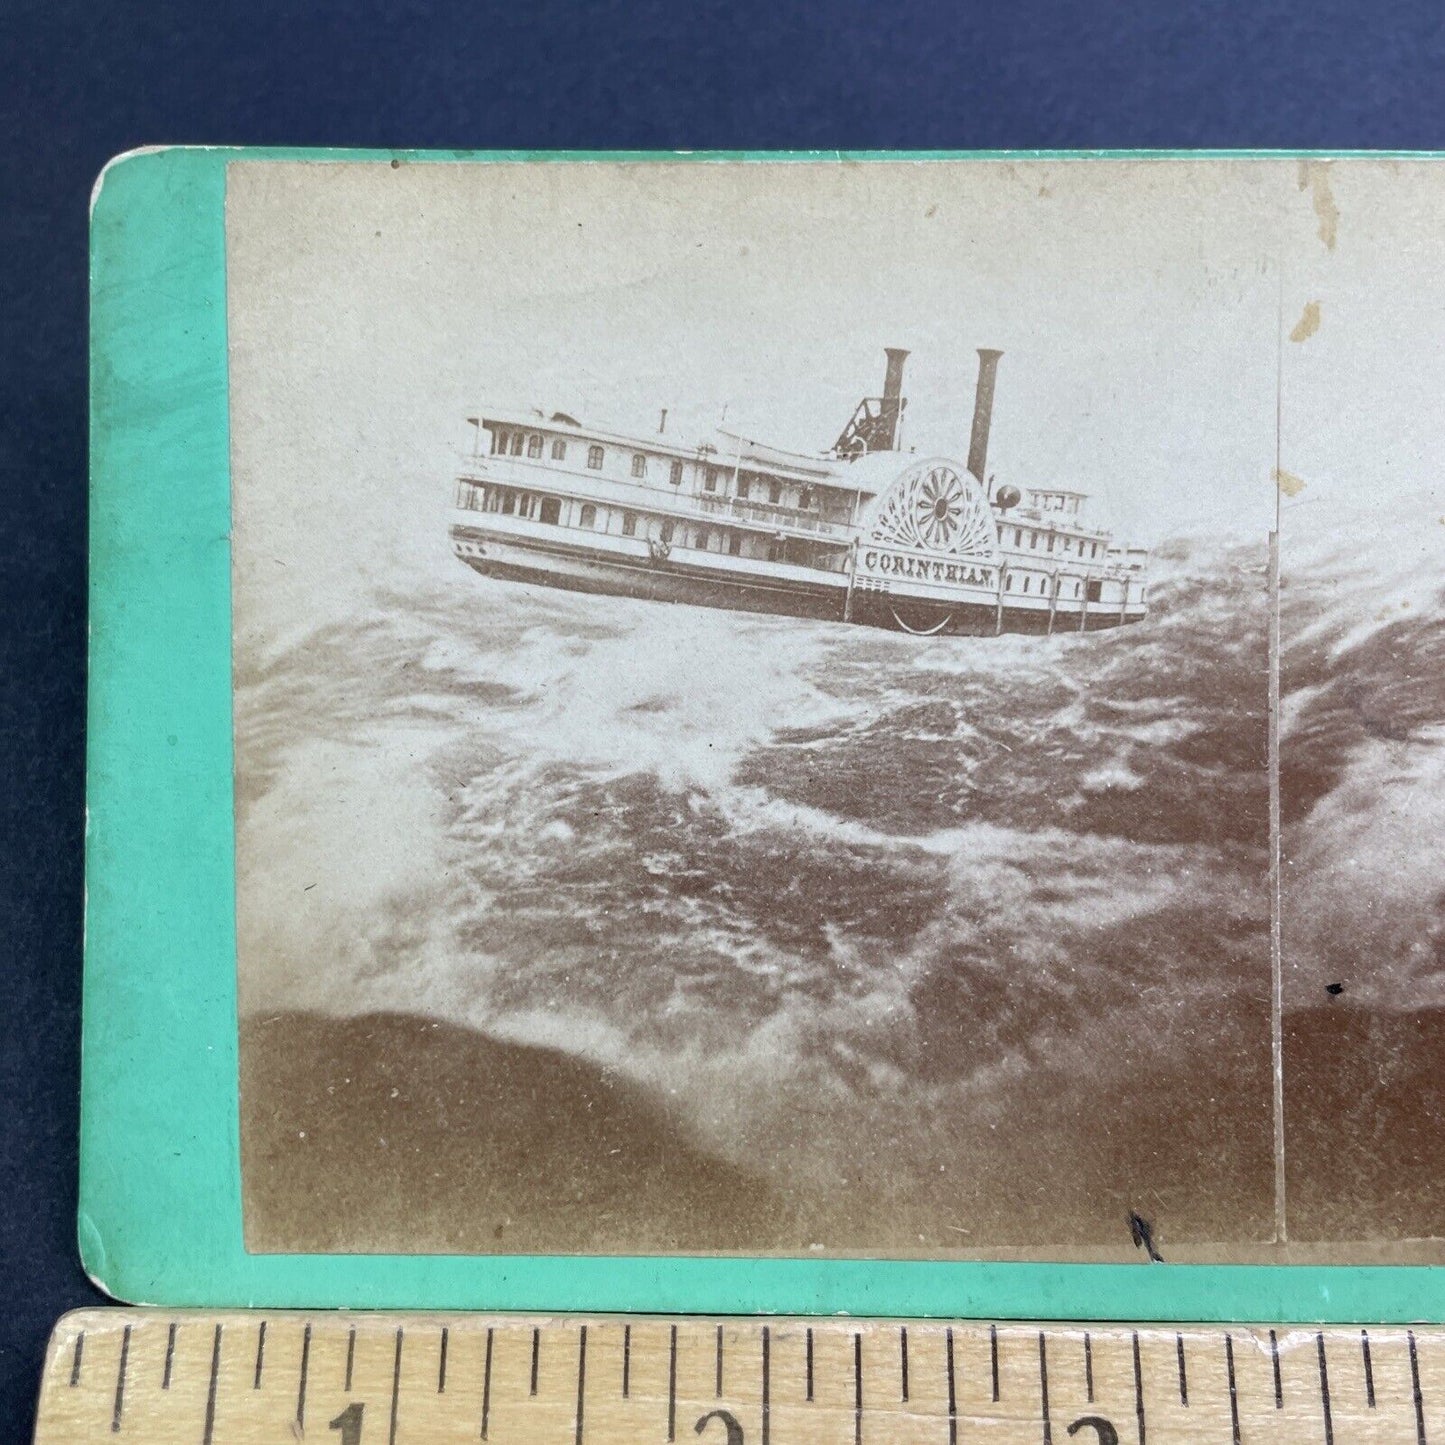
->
[235,498,1444,1255]
[1276,491,1445,1245]
[1280,491,1445,1009]
[236,530,1271,1252]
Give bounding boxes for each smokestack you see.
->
[881,347,909,449]
[967,348,1003,484]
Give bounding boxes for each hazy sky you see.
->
[227,157,1445,638]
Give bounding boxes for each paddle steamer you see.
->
[449,349,1148,635]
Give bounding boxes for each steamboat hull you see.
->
[453,528,841,622]
[452,525,1146,637]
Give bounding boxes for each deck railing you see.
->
[458,453,853,541]
[693,493,851,536]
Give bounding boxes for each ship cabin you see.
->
[454,409,875,575]
[983,484,1135,608]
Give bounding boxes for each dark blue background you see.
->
[1,0,1440,1433]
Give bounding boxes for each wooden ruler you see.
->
[32,1310,1443,1443]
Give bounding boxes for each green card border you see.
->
[84,145,1441,1320]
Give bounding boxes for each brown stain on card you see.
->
[1275,467,1307,498]
[1289,300,1321,342]
[1298,161,1339,250]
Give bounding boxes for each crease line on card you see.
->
[1269,255,1287,1247]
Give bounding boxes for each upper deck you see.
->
[461,411,1137,573]
[463,344,1147,582]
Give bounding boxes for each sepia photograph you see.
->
[1273,162,1445,1249]
[227,158,1438,1260]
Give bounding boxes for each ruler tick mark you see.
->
[1270,1327,1283,1408]
[389,1327,404,1445]
[345,1325,356,1392]
[111,1323,131,1433]
[481,1326,494,1440]
[854,1333,864,1445]
[531,1326,541,1396]
[202,1324,223,1445]
[1039,1331,1052,1445]
[946,1327,957,1445]
[762,1325,771,1445]
[575,1325,588,1445]
[1410,1331,1427,1445]
[54,1314,1445,1445]
[1084,1330,1093,1404]
[297,1322,312,1429]
[1132,1331,1146,1445]
[668,1324,678,1440]
[622,1324,631,1398]
[1225,1334,1241,1445]
[1317,1332,1334,1445]
[991,1321,999,1403]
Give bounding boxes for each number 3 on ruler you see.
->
[330,1402,365,1444]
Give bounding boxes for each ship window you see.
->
[1074,581,1081,597]
[539,497,561,525]
[621,511,638,536]
[1092,542,1099,559]
[768,480,782,504]
[1087,579,1103,603]
[659,519,675,544]
[1029,531,1038,549]
[1046,533,1055,552]
[551,438,567,460]
[527,434,543,458]
[799,487,812,509]
[669,459,684,485]
[737,477,750,500]
[1023,576,1031,594]
[694,527,710,550]
[632,454,648,478]
[588,445,604,470]
[705,467,719,492]
[501,490,516,515]
[1005,575,1013,592]
[728,531,741,555]
[510,433,524,456]
[1013,528,1022,547]
[579,503,597,529]
[491,429,505,455]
